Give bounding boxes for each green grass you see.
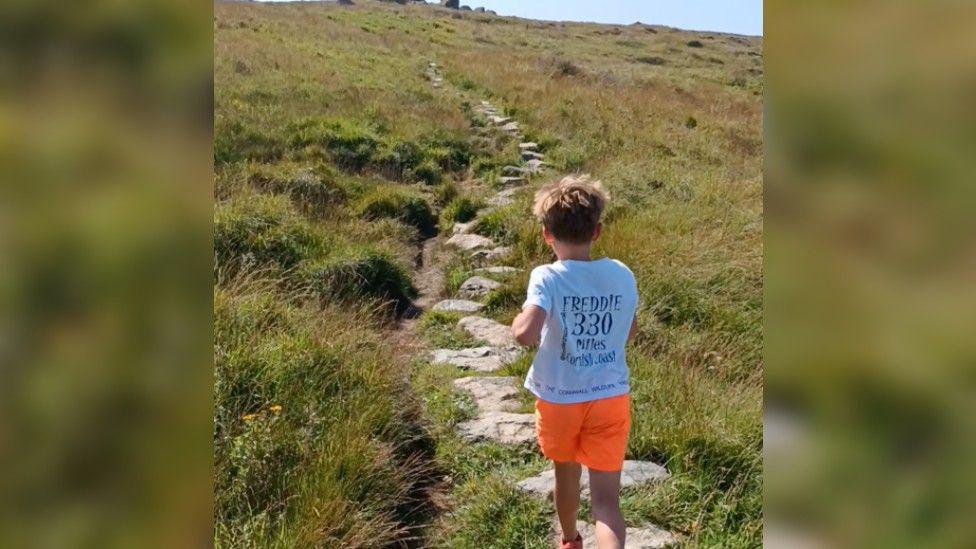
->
[214,284,433,547]
[215,1,762,546]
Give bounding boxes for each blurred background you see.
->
[765,0,976,547]
[0,0,213,547]
[1,0,974,547]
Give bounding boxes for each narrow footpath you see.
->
[407,61,677,548]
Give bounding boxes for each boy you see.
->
[511,175,638,549]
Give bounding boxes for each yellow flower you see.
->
[242,413,258,422]
[269,405,282,413]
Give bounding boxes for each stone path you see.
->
[416,65,676,545]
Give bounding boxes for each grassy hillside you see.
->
[214,1,762,547]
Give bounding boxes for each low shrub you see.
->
[214,287,429,547]
[247,162,347,212]
[214,194,326,272]
[287,117,383,169]
[296,246,415,307]
[355,187,437,238]
[441,197,481,224]
[687,40,704,48]
[215,121,285,165]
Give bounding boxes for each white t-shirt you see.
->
[522,258,639,404]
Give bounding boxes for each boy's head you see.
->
[532,174,609,244]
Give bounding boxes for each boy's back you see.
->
[524,258,638,404]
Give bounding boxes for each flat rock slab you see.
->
[432,299,484,313]
[457,411,536,445]
[452,220,475,235]
[501,121,520,132]
[487,188,520,207]
[458,276,502,299]
[474,266,520,276]
[519,142,539,151]
[502,165,529,176]
[524,158,547,173]
[429,346,517,372]
[522,150,545,161]
[458,315,517,347]
[471,246,512,262]
[489,115,512,125]
[498,176,527,187]
[517,460,669,499]
[571,520,677,548]
[447,233,495,251]
[454,376,522,412]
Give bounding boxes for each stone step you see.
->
[452,220,475,235]
[458,276,502,299]
[562,520,677,549]
[473,265,520,276]
[502,165,529,176]
[521,150,544,161]
[498,176,527,187]
[429,346,517,372]
[457,411,536,445]
[519,142,539,151]
[501,121,520,132]
[446,233,495,251]
[517,460,669,499]
[471,246,512,262]
[432,299,484,313]
[454,376,523,412]
[489,115,512,125]
[524,158,547,172]
[487,187,520,207]
[458,315,516,347]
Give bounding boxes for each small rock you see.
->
[471,246,512,262]
[572,520,676,548]
[458,315,517,347]
[432,299,485,313]
[473,266,520,275]
[502,165,529,176]
[501,121,520,132]
[430,346,518,372]
[458,276,502,299]
[517,460,669,499]
[474,6,486,12]
[453,220,475,235]
[454,376,523,412]
[429,61,437,67]
[489,115,512,125]
[519,142,539,151]
[524,158,547,172]
[457,411,536,445]
[440,0,459,8]
[447,233,495,251]
[498,176,527,187]
[487,188,520,207]
[521,150,545,161]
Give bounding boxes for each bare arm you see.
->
[628,315,638,342]
[511,305,547,347]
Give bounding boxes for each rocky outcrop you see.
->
[446,233,495,251]
[440,0,459,8]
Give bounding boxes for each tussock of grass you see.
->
[297,246,416,309]
[440,196,482,229]
[214,193,325,272]
[247,161,348,213]
[214,285,431,547]
[355,186,437,238]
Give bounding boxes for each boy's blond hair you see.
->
[532,174,609,244]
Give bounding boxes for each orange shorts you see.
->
[535,394,631,472]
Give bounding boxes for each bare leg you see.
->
[553,460,582,542]
[589,468,625,549]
